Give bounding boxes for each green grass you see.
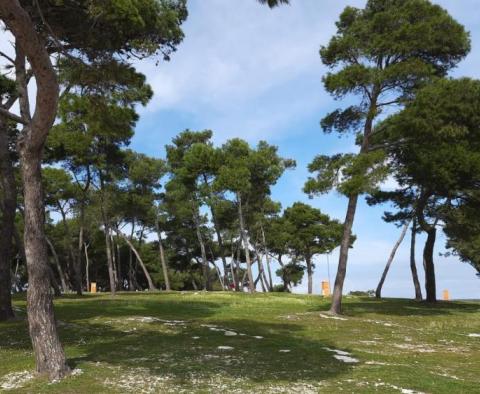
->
[1,292,479,393]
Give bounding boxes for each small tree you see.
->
[283,202,343,294]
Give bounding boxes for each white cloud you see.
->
[134,0,366,142]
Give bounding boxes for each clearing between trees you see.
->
[0,292,479,393]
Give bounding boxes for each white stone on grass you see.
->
[323,347,359,363]
[217,346,234,351]
[0,370,35,390]
[333,354,359,363]
[319,313,348,321]
[224,331,237,336]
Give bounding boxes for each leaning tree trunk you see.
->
[237,193,255,293]
[375,220,411,299]
[0,3,69,378]
[423,228,437,302]
[114,229,157,291]
[0,117,16,321]
[409,218,423,301]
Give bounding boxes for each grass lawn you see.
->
[0,292,479,393]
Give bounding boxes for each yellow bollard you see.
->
[321,281,330,296]
[442,289,450,301]
[90,282,97,293]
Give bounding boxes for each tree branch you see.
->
[0,107,28,125]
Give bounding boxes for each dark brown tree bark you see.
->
[409,218,423,301]
[423,227,437,302]
[0,1,69,378]
[375,220,410,299]
[416,192,437,303]
[0,117,16,321]
[237,193,255,293]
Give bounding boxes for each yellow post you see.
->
[442,289,450,301]
[90,282,97,293]
[321,281,330,296]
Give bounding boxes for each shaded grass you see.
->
[1,292,479,393]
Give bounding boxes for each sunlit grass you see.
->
[1,292,479,393]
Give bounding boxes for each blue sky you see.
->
[130,0,480,299]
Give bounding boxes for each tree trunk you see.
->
[306,255,314,295]
[330,194,359,313]
[84,243,90,292]
[20,149,69,377]
[113,228,156,291]
[237,193,255,293]
[277,255,289,292]
[0,3,70,376]
[155,219,171,291]
[48,266,62,297]
[230,248,239,291]
[375,220,411,299]
[409,219,423,301]
[203,179,230,288]
[261,225,274,291]
[77,225,84,294]
[58,207,82,295]
[116,238,122,290]
[329,94,378,314]
[0,117,16,321]
[253,248,266,291]
[104,224,116,294]
[192,205,209,291]
[423,227,437,302]
[46,237,68,294]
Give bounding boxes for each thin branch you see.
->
[0,50,14,64]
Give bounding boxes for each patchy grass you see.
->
[1,292,479,393]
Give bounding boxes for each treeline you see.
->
[10,125,346,296]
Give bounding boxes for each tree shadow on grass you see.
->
[66,317,353,387]
[309,296,480,317]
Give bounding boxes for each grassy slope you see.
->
[0,292,479,393]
